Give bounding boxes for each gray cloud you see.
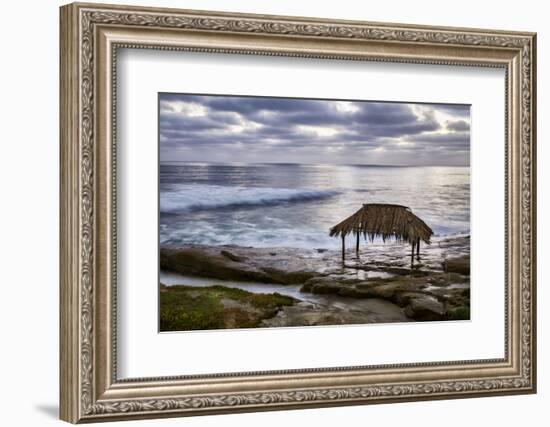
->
[159,94,470,166]
[446,119,470,132]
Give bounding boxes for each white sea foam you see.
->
[159,164,470,249]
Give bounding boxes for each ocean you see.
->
[159,162,470,249]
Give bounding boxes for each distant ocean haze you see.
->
[159,162,470,249]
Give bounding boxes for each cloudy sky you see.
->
[159,93,470,166]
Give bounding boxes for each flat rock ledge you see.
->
[300,273,469,322]
[160,237,470,322]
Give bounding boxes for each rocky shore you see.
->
[160,236,470,330]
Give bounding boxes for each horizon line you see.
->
[159,160,470,167]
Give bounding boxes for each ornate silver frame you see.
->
[60,2,537,423]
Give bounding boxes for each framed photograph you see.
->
[60,2,537,423]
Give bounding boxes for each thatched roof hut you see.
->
[329,203,433,261]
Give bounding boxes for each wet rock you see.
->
[427,272,464,286]
[220,250,246,262]
[300,282,313,293]
[160,239,470,322]
[261,267,316,285]
[337,287,373,298]
[404,295,446,321]
[161,247,272,283]
[394,292,426,307]
[262,300,410,327]
[310,283,344,294]
[443,256,470,275]
[365,283,404,299]
[301,276,362,294]
[161,246,318,285]
[386,267,415,276]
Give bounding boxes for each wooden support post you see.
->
[356,232,360,254]
[342,235,345,261]
[416,238,420,258]
[411,241,415,265]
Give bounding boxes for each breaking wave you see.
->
[160,184,339,214]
